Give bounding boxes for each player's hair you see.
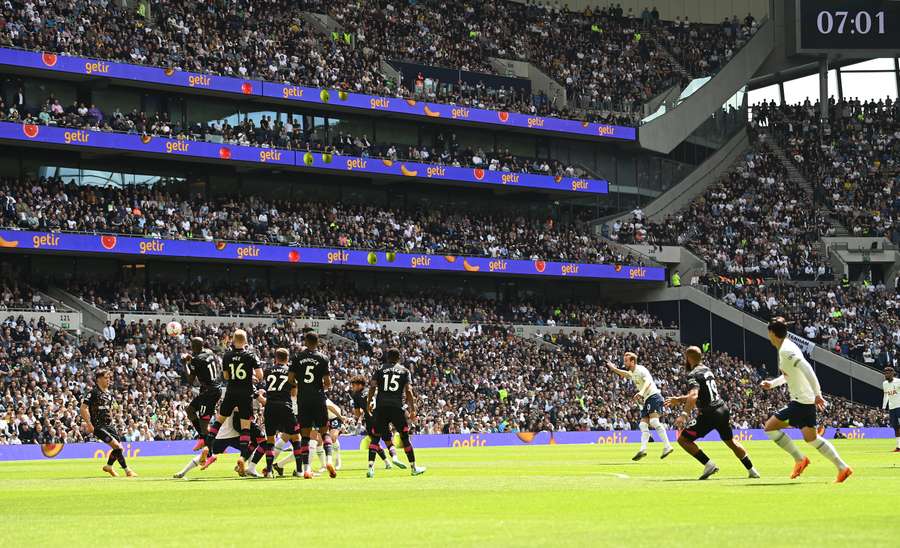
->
[95,368,110,379]
[232,329,247,347]
[304,332,319,347]
[275,347,289,363]
[886,366,895,372]
[684,346,702,366]
[623,352,637,362]
[190,337,204,353]
[386,348,401,364]
[350,375,367,386]
[767,317,789,338]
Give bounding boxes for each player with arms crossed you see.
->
[366,348,426,477]
[185,337,221,451]
[81,368,137,477]
[761,318,853,482]
[350,376,405,469]
[665,346,760,479]
[290,332,336,479]
[262,348,305,477]
[606,352,673,460]
[201,329,262,475]
[883,366,900,452]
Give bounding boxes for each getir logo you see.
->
[188,75,211,87]
[571,179,589,191]
[282,86,304,99]
[451,435,487,448]
[369,98,390,109]
[488,259,507,272]
[32,233,60,248]
[94,444,140,460]
[165,141,189,154]
[628,267,647,279]
[451,107,470,119]
[595,432,630,444]
[346,158,367,170]
[598,125,615,136]
[561,264,580,276]
[236,245,260,259]
[259,150,282,163]
[410,256,431,268]
[426,166,445,178]
[527,117,545,128]
[84,61,110,75]
[327,250,349,264]
[63,130,89,144]
[501,174,520,184]
[139,241,164,254]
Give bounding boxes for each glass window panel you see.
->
[748,83,780,106]
[782,73,820,105]
[840,71,898,102]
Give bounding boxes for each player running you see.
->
[665,346,760,480]
[883,366,900,452]
[80,368,137,477]
[350,376,405,469]
[262,348,304,477]
[606,352,673,460]
[366,348,426,478]
[290,332,336,479]
[761,317,853,482]
[201,329,262,476]
[185,337,221,451]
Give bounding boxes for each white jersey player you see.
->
[607,352,673,461]
[760,317,852,482]
[174,414,252,479]
[883,366,900,451]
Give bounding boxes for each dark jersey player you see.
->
[290,332,336,479]
[366,348,426,477]
[665,346,759,480]
[202,329,262,475]
[185,337,221,451]
[262,348,304,477]
[80,368,136,477]
[350,376,406,470]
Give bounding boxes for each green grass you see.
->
[2,440,898,547]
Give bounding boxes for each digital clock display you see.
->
[796,0,900,53]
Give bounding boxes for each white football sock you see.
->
[811,436,848,471]
[896,436,900,449]
[766,430,804,462]
[178,457,199,476]
[639,422,650,451]
[276,453,293,468]
[333,440,341,466]
[649,418,671,449]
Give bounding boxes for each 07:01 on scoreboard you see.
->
[795,0,900,54]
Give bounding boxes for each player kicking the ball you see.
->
[607,352,673,460]
[665,346,760,480]
[761,318,853,483]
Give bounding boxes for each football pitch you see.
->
[2,440,898,547]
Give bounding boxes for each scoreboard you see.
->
[795,0,900,54]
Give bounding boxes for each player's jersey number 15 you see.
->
[383,373,401,392]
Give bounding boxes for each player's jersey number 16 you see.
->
[228,362,247,380]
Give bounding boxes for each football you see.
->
[165,321,182,337]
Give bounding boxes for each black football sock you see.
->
[116,449,128,469]
[291,439,303,470]
[205,420,220,455]
[250,439,266,464]
[368,440,380,465]
[692,450,710,465]
[323,434,333,459]
[740,455,754,470]
[400,433,415,465]
[265,442,275,472]
[239,428,251,460]
[300,437,311,469]
[106,448,118,466]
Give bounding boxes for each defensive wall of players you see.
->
[3,427,893,462]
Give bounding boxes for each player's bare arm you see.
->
[323,374,332,390]
[366,380,377,413]
[80,402,94,434]
[606,360,629,378]
[405,384,417,421]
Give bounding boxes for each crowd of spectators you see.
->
[0,89,584,178]
[0,311,884,445]
[706,276,900,369]
[0,0,753,125]
[611,132,833,280]
[758,98,900,242]
[0,278,57,312]
[0,175,643,266]
[66,278,669,329]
